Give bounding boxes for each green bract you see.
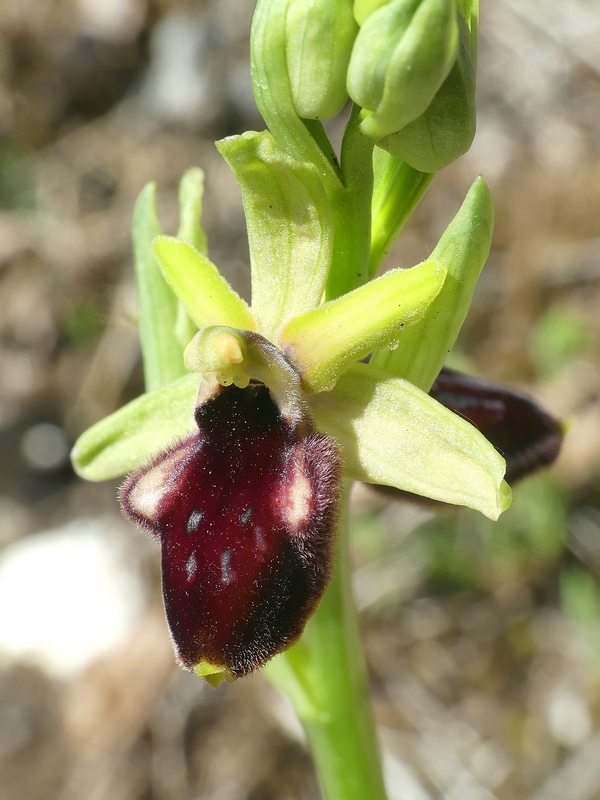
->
[72,143,509,521]
[347,0,459,141]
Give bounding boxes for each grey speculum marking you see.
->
[185,551,197,581]
[220,549,233,584]
[186,509,204,534]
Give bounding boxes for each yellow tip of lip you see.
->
[193,660,235,687]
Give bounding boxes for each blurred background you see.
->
[0,0,600,798]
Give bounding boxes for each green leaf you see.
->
[370,175,493,390]
[280,259,446,392]
[71,373,199,481]
[309,361,511,520]
[153,237,257,332]
[175,168,207,348]
[132,183,187,391]
[177,167,208,254]
[217,131,334,340]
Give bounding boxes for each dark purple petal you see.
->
[120,382,341,680]
[430,368,563,484]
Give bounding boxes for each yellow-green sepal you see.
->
[370,175,493,390]
[309,362,511,520]
[153,237,257,332]
[279,259,446,392]
[71,373,199,481]
[217,131,333,340]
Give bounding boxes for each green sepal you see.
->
[71,373,199,481]
[378,6,475,172]
[153,237,257,332]
[279,259,446,392]
[370,175,493,390]
[175,168,207,348]
[132,183,187,391]
[369,148,434,276]
[285,0,357,120]
[349,0,459,141]
[309,361,511,520]
[217,131,334,340]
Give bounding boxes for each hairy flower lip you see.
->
[120,378,341,681]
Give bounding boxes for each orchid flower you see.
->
[71,141,516,686]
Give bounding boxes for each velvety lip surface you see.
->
[121,383,340,677]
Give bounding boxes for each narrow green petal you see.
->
[309,362,510,520]
[216,131,333,339]
[153,237,257,332]
[71,373,199,481]
[133,183,187,390]
[370,175,493,391]
[280,259,446,392]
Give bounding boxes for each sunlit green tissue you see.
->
[285,0,357,120]
[348,0,459,141]
[280,259,446,392]
[216,131,333,340]
[378,5,476,172]
[371,175,493,391]
[353,0,391,25]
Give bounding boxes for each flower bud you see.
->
[353,0,390,26]
[378,6,476,171]
[347,0,459,140]
[285,0,358,119]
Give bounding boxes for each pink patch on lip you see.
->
[120,382,341,677]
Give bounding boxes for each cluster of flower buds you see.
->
[261,0,477,173]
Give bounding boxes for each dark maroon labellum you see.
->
[430,368,563,484]
[376,368,563,508]
[120,382,341,680]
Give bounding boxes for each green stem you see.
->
[369,152,435,277]
[265,482,387,800]
[326,106,375,301]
